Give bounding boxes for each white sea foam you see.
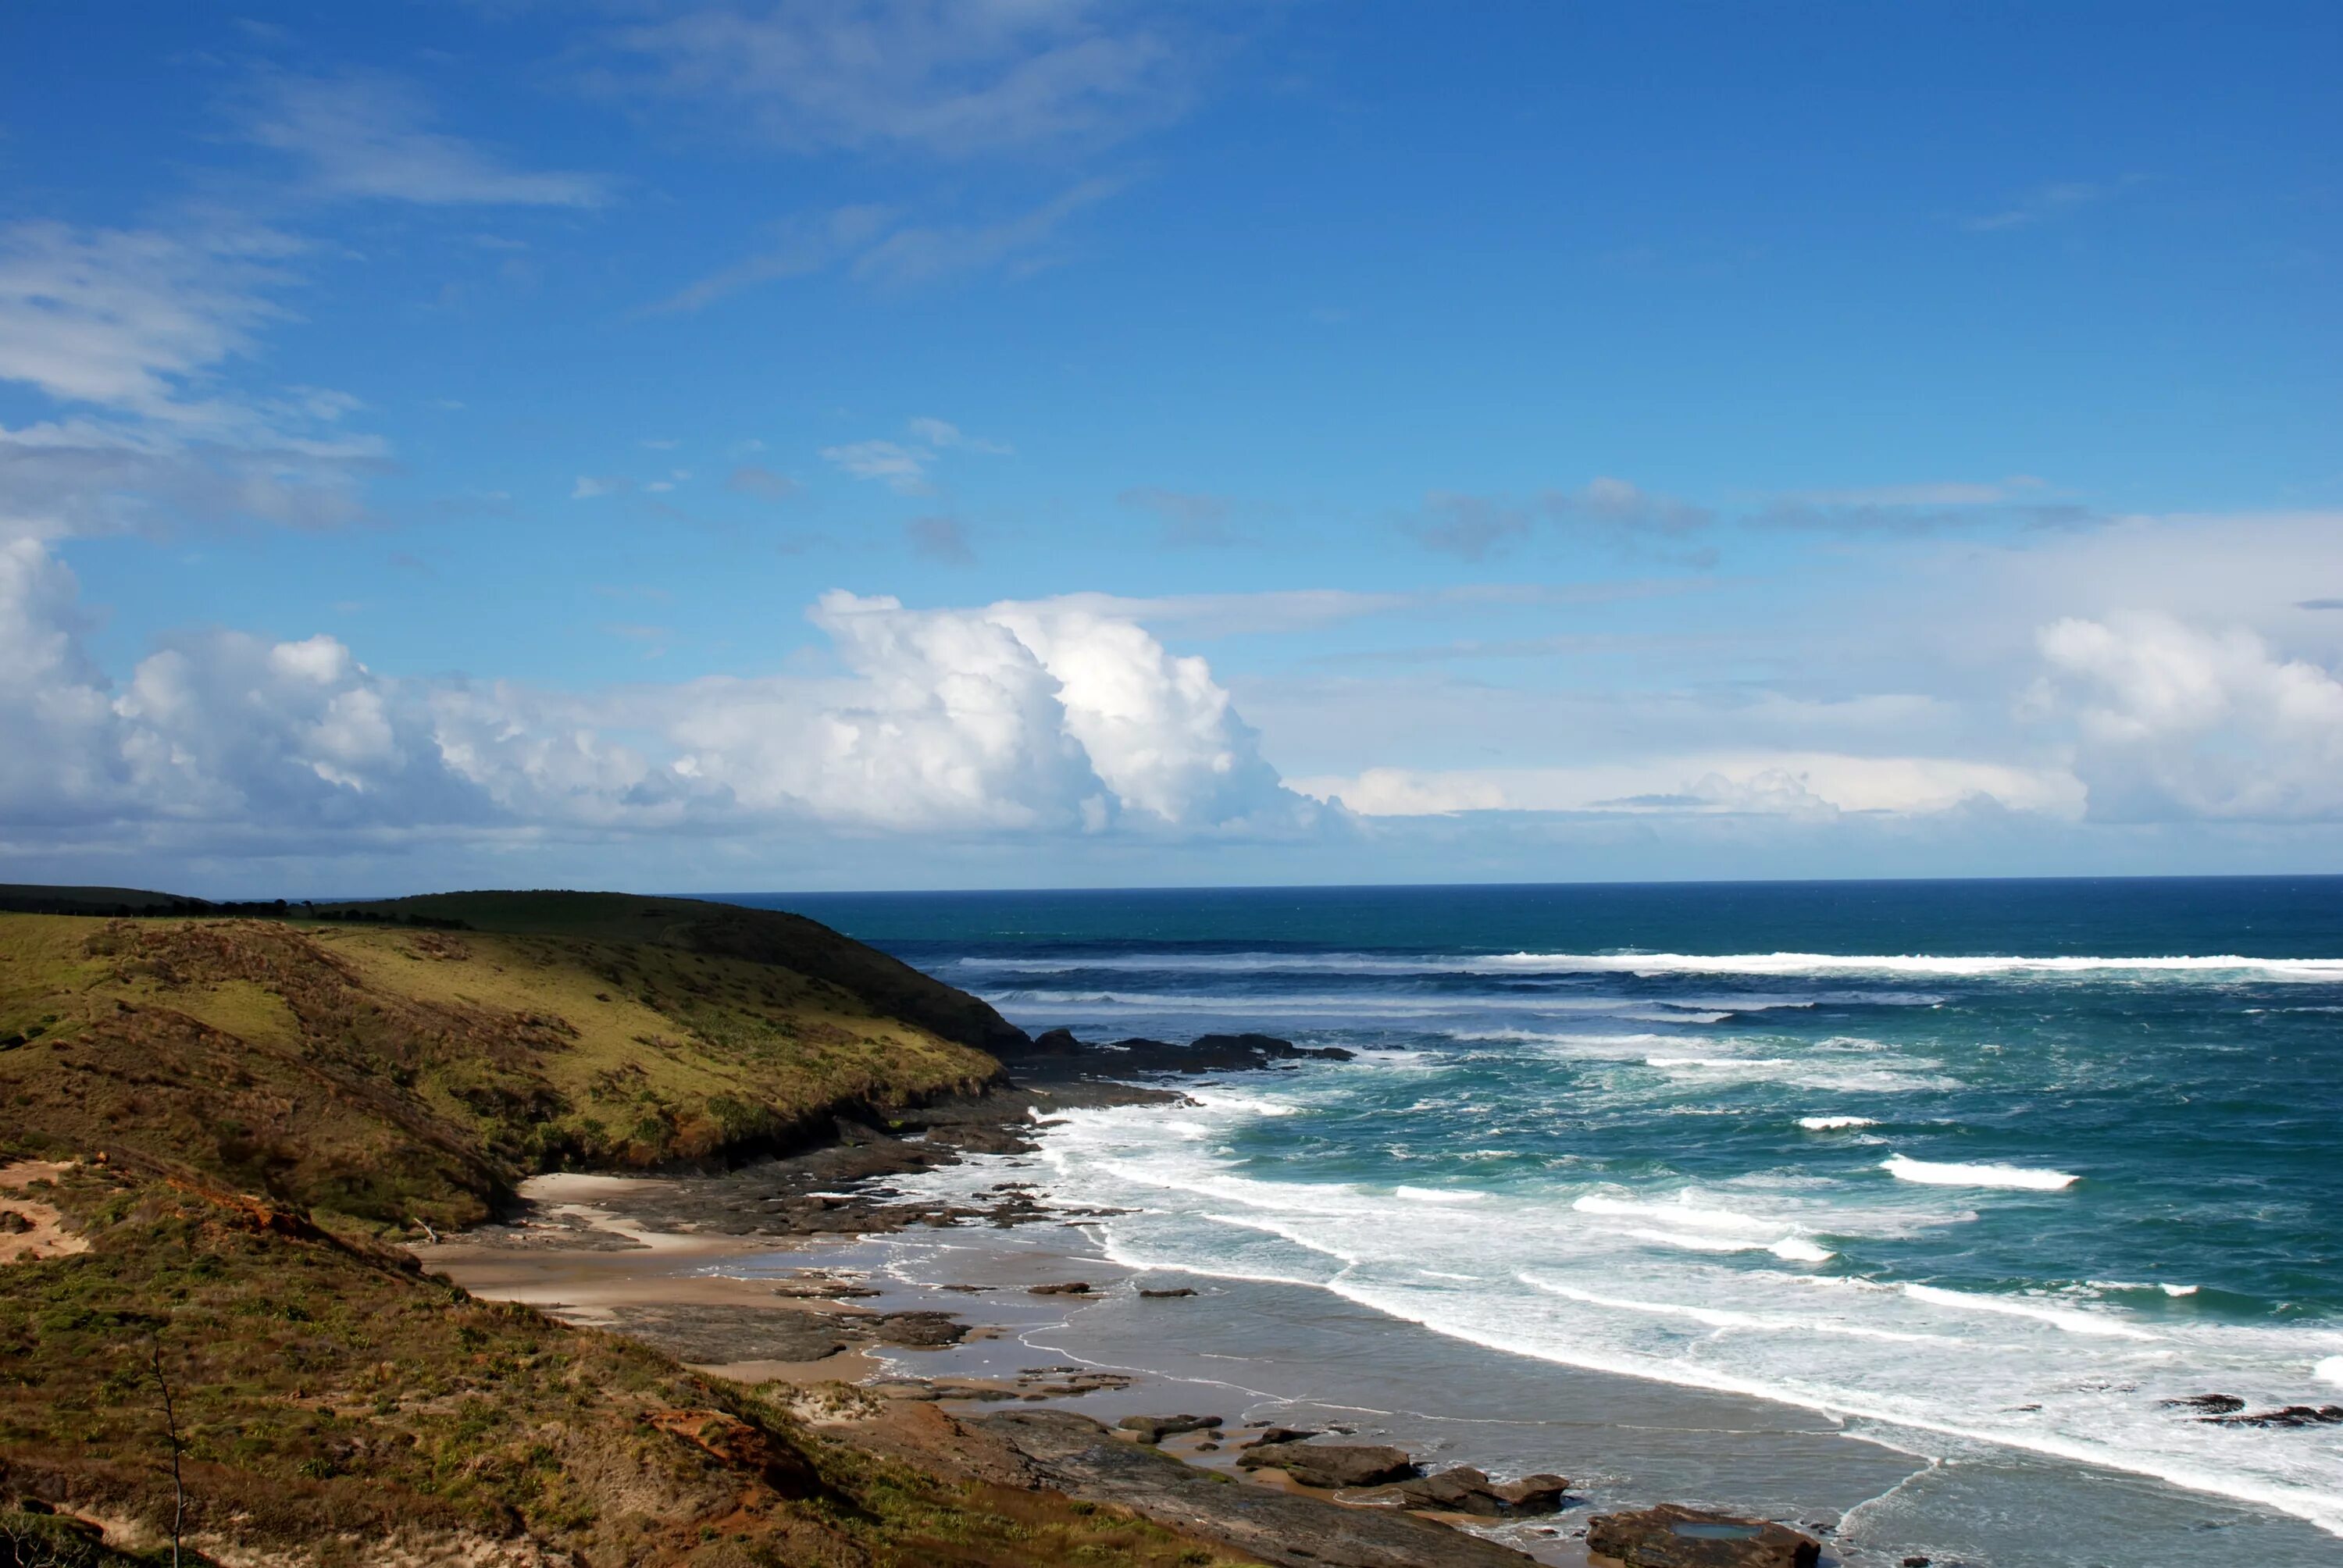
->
[1882,1153,2078,1190]
[932,1031,2343,1541]
[1395,1185,1487,1204]
[2163,1283,2200,1297]
[1902,1282,2160,1341]
[1573,1194,1778,1235]
[1799,1115,1880,1130]
[1475,950,2343,980]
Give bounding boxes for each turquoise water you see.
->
[750,879,2343,1544]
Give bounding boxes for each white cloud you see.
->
[0,547,1315,857]
[594,0,1195,158]
[241,73,610,208]
[0,219,383,542]
[654,184,1115,312]
[822,417,1011,494]
[1291,754,2082,820]
[822,439,932,493]
[2036,614,2343,821]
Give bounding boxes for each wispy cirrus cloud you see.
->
[1403,478,1714,563]
[822,417,1010,494]
[1960,174,2147,233]
[651,181,1120,312]
[587,0,1201,159]
[239,71,612,208]
[0,218,383,541]
[1756,475,2095,536]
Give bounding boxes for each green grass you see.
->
[0,907,1001,1231]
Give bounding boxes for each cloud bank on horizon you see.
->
[1,3,2338,893]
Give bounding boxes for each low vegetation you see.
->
[0,902,1009,1232]
[0,890,1246,1566]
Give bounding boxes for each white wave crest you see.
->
[1800,1115,1880,1130]
[1902,1282,2159,1341]
[1883,1153,2077,1190]
[2316,1355,2343,1388]
[1395,1185,1487,1204]
[1476,950,2343,980]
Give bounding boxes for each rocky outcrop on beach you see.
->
[1357,1465,1572,1516]
[593,1302,973,1364]
[1238,1438,1421,1488]
[1118,1413,1224,1442]
[1583,1504,1821,1568]
[972,1409,1537,1568]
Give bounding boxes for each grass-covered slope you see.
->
[0,1164,1246,1566]
[316,892,1029,1059]
[0,902,1009,1231]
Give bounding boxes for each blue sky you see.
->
[3,2,2339,895]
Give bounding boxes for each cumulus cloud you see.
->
[0,547,1316,859]
[2036,614,2343,821]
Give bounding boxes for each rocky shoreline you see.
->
[419,1030,1838,1568]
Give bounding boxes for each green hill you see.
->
[0,889,1244,1566]
[0,893,1023,1232]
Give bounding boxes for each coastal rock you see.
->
[1029,1281,1093,1295]
[1238,1439,1420,1488]
[973,1409,1535,1568]
[1140,1286,1197,1298]
[1118,1414,1224,1443]
[1359,1466,1571,1517]
[1366,1465,1504,1516]
[1583,1505,1820,1568]
[1239,1426,1321,1448]
[2201,1403,2343,1427]
[2159,1392,2244,1413]
[1187,1032,1357,1066]
[1492,1473,1572,1513]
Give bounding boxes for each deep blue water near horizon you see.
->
[733,878,2343,1554]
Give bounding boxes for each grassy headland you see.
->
[0,889,1250,1566]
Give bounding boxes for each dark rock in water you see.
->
[2201,1403,2343,1427]
[1140,1286,1197,1298]
[1238,1439,1420,1489]
[1239,1426,1322,1448]
[1584,1505,1821,1568]
[1492,1473,1571,1513]
[1029,1281,1093,1295]
[1027,1027,1089,1056]
[1361,1466,1571,1518]
[1184,1032,1355,1067]
[973,1409,1535,1567]
[1902,1556,1932,1566]
[2159,1392,2245,1413]
[870,1310,967,1347]
[1118,1413,1223,1443]
[1368,1465,1504,1516]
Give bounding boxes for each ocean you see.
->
[746,878,2343,1563]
